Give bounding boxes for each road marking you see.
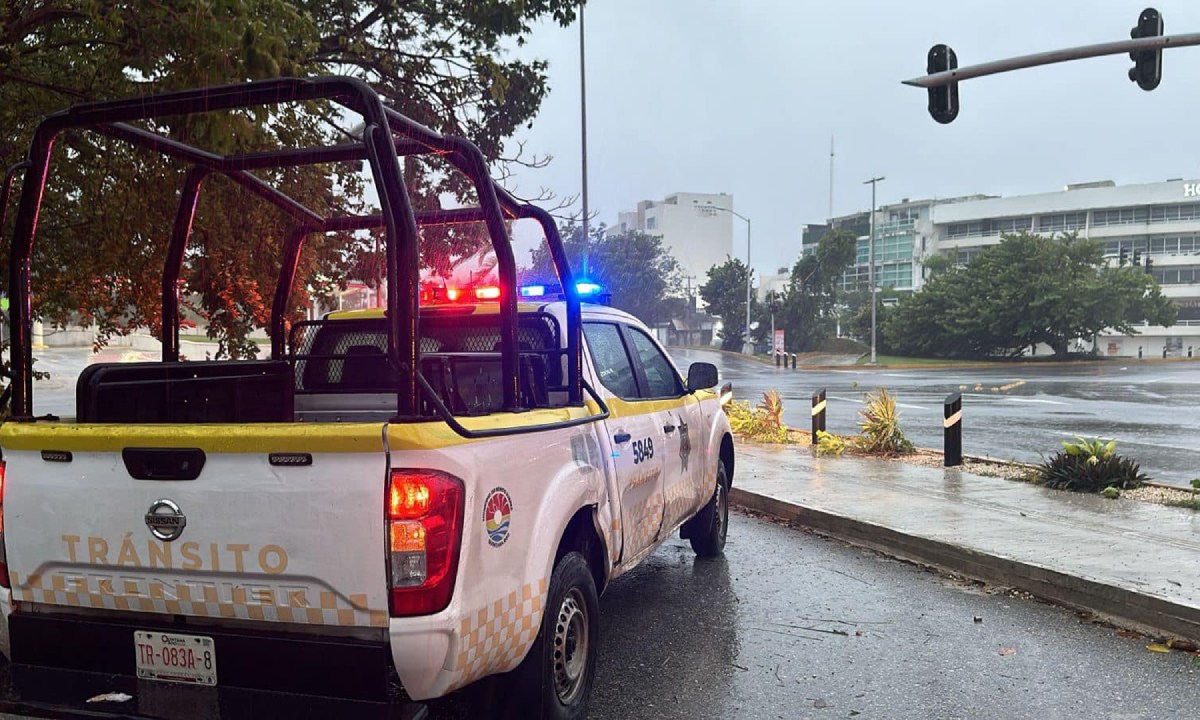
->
[896,403,931,411]
[1005,397,1068,405]
[827,395,862,403]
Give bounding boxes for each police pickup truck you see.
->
[0,78,734,719]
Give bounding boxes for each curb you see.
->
[730,486,1200,644]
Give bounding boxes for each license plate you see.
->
[134,631,217,686]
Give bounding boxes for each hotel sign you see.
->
[1185,183,1200,197]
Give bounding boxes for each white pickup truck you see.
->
[0,78,734,719]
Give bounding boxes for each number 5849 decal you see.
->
[632,437,654,464]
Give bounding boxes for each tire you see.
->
[689,461,730,557]
[503,551,599,720]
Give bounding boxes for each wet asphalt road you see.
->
[670,348,1200,488]
[424,510,1200,719]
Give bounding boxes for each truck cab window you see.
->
[582,322,638,399]
[625,327,683,399]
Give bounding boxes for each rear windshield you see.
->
[289,312,562,394]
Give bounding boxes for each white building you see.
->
[812,179,1200,358]
[612,192,735,287]
[929,179,1200,358]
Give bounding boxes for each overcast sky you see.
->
[502,0,1200,276]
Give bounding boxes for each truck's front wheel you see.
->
[688,460,730,557]
[508,551,599,719]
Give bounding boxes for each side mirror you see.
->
[686,362,718,393]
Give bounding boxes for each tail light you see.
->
[474,286,501,301]
[387,470,464,616]
[0,461,9,588]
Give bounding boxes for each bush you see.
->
[853,387,914,456]
[727,390,791,444]
[1035,436,1148,492]
[814,430,848,457]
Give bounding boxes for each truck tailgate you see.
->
[0,422,391,630]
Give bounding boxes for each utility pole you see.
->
[863,176,885,364]
[578,7,590,277]
[828,135,835,223]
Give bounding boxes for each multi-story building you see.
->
[612,192,735,286]
[929,179,1200,357]
[804,196,990,293]
[811,179,1200,357]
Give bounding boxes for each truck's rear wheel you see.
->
[689,460,730,557]
[506,551,599,719]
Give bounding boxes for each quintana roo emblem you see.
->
[483,487,513,547]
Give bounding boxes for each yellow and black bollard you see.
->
[943,392,962,467]
[811,389,827,440]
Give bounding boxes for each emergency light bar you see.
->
[420,281,609,305]
[516,281,607,303]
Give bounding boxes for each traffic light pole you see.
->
[903,31,1200,89]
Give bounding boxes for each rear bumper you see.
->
[11,612,395,699]
[2,664,429,720]
[1,612,421,718]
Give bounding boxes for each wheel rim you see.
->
[553,587,589,705]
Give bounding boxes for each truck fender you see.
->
[702,400,734,486]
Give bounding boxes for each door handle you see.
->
[613,432,632,444]
[663,424,676,434]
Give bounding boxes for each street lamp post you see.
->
[701,205,753,354]
[863,176,885,364]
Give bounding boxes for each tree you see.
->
[700,258,754,351]
[525,224,682,325]
[885,231,1177,359]
[776,229,857,351]
[0,1,584,356]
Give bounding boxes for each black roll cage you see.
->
[1,76,602,434]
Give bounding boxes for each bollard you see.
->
[1138,346,1143,359]
[1163,347,1168,359]
[811,388,827,440]
[775,351,781,368]
[1190,346,1194,358]
[943,392,962,467]
[791,353,797,370]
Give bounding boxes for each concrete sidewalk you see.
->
[731,441,1200,643]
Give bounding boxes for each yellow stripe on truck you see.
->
[388,406,595,450]
[0,422,387,453]
[595,396,689,418]
[1,405,600,453]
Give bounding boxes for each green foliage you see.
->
[0,0,584,356]
[1035,436,1149,492]
[524,223,681,324]
[814,430,847,457]
[726,390,790,444]
[885,231,1177,360]
[777,229,858,352]
[1103,486,1121,499]
[846,289,903,353]
[700,257,756,351]
[1061,436,1116,461]
[853,387,914,456]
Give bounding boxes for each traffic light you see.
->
[926,44,959,124]
[1145,257,1154,275]
[1133,249,1143,266]
[1129,8,1164,91]
[1119,247,1129,266]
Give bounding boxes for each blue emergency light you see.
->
[516,281,608,303]
[575,281,603,297]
